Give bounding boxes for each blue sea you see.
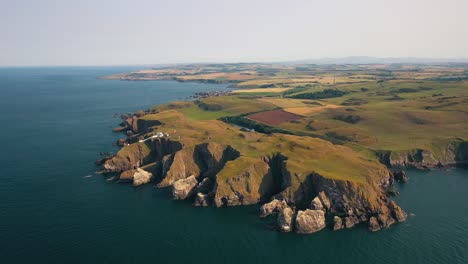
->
[0,67,466,263]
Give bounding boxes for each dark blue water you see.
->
[0,67,466,264]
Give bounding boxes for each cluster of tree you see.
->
[282,86,309,96]
[325,132,351,141]
[287,89,347,99]
[195,101,224,111]
[396,88,421,93]
[220,116,294,135]
[430,76,468,82]
[221,114,349,145]
[259,84,276,88]
[341,98,369,106]
[334,115,362,124]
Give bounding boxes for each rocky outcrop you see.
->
[95,156,112,166]
[158,143,238,188]
[377,139,468,168]
[310,196,324,211]
[295,209,326,234]
[260,199,294,232]
[103,138,183,174]
[317,191,331,211]
[193,192,214,206]
[277,207,294,232]
[374,200,407,228]
[195,143,240,178]
[113,114,139,133]
[119,169,136,182]
[344,215,360,229]
[213,157,275,207]
[104,136,408,234]
[150,138,183,162]
[392,170,409,182]
[260,199,289,218]
[389,200,408,222]
[307,173,406,230]
[131,118,161,134]
[158,147,201,187]
[117,168,153,185]
[333,216,344,231]
[194,178,214,194]
[133,168,153,186]
[172,175,198,199]
[368,216,381,232]
[104,143,153,172]
[101,110,414,234]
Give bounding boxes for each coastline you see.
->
[96,63,468,235]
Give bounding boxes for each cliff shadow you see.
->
[259,153,290,203]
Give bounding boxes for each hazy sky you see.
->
[1,0,467,66]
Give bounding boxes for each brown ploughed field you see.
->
[247,109,302,126]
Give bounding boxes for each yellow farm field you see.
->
[233,88,291,93]
[284,104,341,116]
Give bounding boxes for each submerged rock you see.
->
[112,125,130,133]
[95,156,112,166]
[193,192,213,207]
[295,209,326,234]
[172,175,198,199]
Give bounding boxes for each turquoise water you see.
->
[0,67,466,264]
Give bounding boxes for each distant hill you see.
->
[285,56,468,65]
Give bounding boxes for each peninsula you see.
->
[98,63,468,234]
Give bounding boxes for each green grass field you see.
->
[106,63,468,216]
[147,68,468,155]
[117,63,468,182]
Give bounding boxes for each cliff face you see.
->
[305,173,406,230]
[377,138,468,168]
[213,157,273,207]
[157,146,201,187]
[104,138,240,188]
[103,137,405,233]
[101,110,408,234]
[103,142,153,172]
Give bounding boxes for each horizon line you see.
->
[2,56,468,68]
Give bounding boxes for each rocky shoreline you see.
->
[95,107,467,234]
[94,111,436,234]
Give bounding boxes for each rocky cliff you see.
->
[377,138,468,169]
[100,109,409,234]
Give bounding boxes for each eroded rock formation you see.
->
[133,168,154,186]
[295,209,326,234]
[100,112,411,235]
[277,207,294,232]
[172,175,198,199]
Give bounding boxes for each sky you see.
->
[1,0,467,66]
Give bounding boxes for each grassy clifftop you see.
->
[100,63,468,233]
[102,103,405,232]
